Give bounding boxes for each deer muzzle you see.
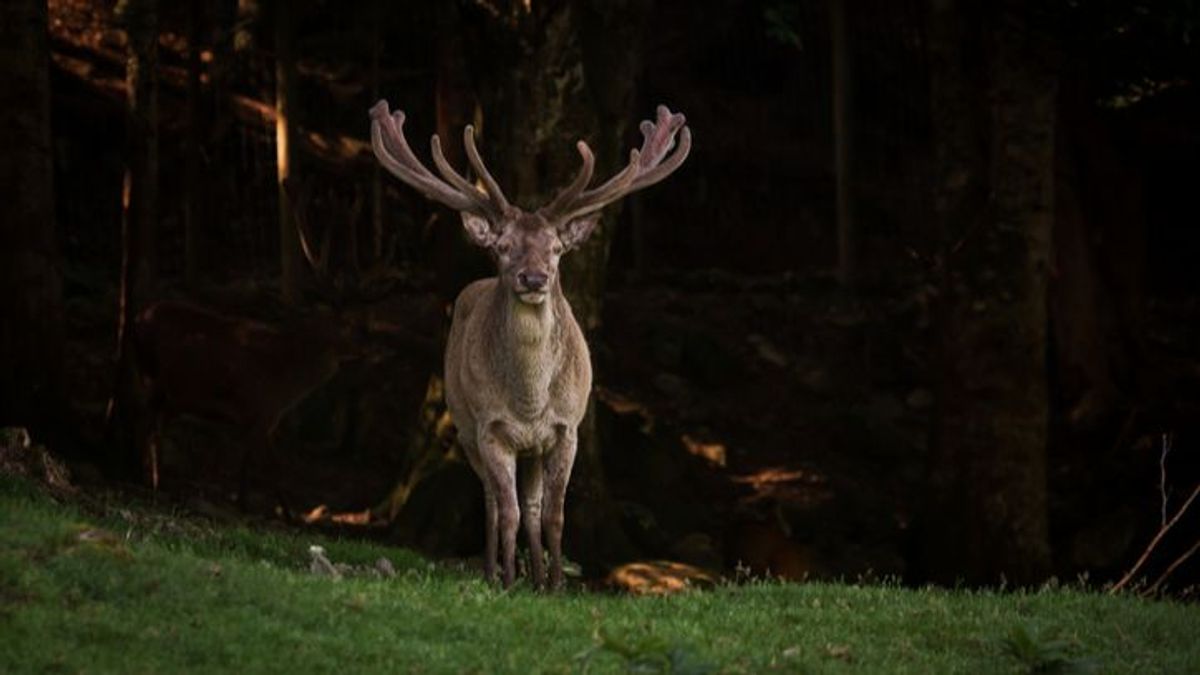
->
[516,271,550,303]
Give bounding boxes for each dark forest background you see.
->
[2,0,1199,591]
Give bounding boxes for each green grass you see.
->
[1,475,1197,674]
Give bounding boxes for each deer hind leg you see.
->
[519,455,545,589]
[543,425,579,590]
[479,425,519,588]
[461,440,498,583]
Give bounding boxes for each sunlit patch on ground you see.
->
[680,434,726,467]
[606,560,719,595]
[732,466,832,507]
[301,504,382,527]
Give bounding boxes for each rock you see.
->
[375,557,397,578]
[308,545,341,579]
[0,427,74,494]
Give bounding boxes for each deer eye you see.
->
[496,242,511,255]
[552,242,564,255]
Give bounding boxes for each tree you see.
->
[830,0,855,289]
[275,1,303,304]
[108,0,161,482]
[184,0,203,286]
[0,0,65,439]
[117,0,159,302]
[915,0,1055,585]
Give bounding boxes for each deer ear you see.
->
[559,214,601,251]
[461,212,498,248]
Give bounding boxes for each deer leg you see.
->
[519,455,545,589]
[479,427,519,588]
[462,440,498,583]
[543,425,578,590]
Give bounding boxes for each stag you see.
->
[370,100,690,588]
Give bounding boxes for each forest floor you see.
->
[3,471,1199,674]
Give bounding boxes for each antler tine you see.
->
[630,124,691,190]
[429,134,498,217]
[555,148,642,220]
[369,100,490,216]
[542,141,596,217]
[464,126,512,213]
[551,105,690,223]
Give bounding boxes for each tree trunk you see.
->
[917,0,1055,585]
[108,0,160,482]
[432,0,490,303]
[203,0,235,266]
[184,0,203,286]
[370,0,385,262]
[120,0,159,303]
[830,0,855,289]
[0,0,65,439]
[275,2,302,303]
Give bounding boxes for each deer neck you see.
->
[494,283,562,418]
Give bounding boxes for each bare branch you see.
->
[1144,537,1200,597]
[1111,481,1200,594]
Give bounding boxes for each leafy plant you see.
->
[1001,625,1099,674]
[575,626,716,674]
[763,1,804,51]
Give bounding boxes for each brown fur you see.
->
[369,100,690,588]
[445,272,592,588]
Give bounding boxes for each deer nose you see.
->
[518,271,548,291]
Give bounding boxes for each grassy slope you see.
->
[0,476,1196,674]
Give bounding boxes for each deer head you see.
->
[369,101,691,305]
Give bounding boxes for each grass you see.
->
[1,475,1197,674]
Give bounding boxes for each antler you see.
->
[369,100,511,219]
[542,105,691,222]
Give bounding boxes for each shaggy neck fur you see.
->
[492,282,562,419]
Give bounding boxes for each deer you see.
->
[369,100,691,588]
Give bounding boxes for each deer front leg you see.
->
[543,424,578,590]
[519,455,545,589]
[462,441,498,583]
[479,424,520,588]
